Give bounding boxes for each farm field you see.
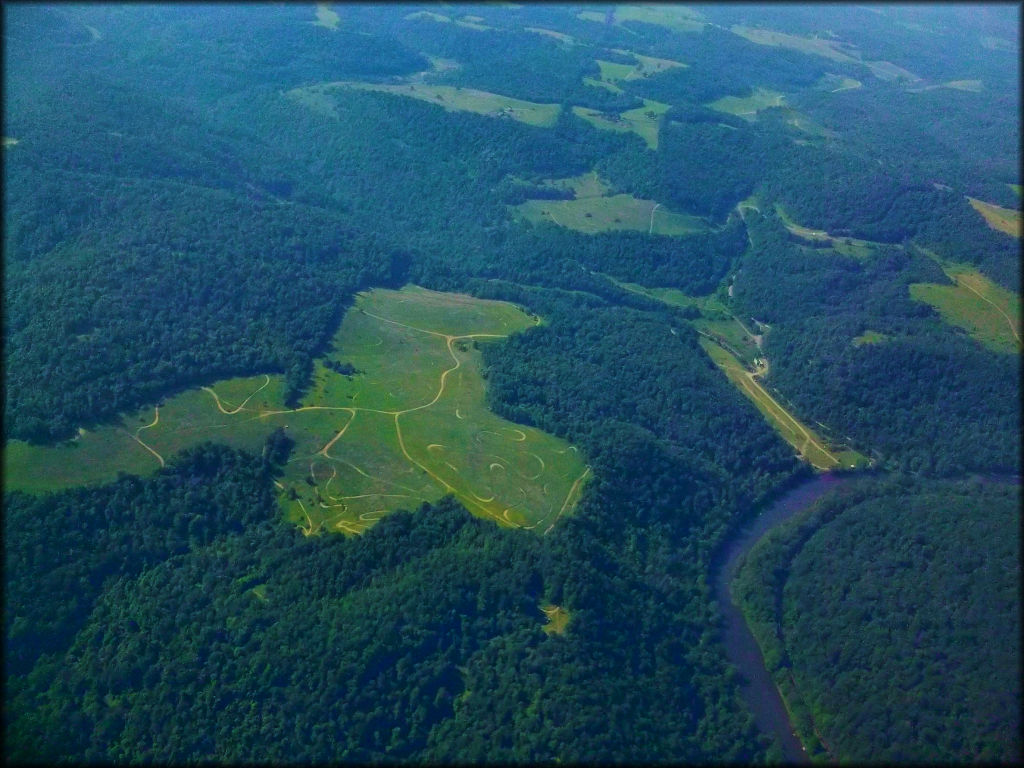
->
[312,82,561,128]
[968,197,1021,237]
[596,51,686,85]
[610,5,705,33]
[524,27,574,43]
[707,87,786,119]
[573,98,670,149]
[730,25,860,63]
[514,193,704,235]
[5,287,590,535]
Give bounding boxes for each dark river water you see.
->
[713,471,1020,762]
[712,472,851,764]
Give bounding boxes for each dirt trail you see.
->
[955,276,1021,345]
[203,375,271,414]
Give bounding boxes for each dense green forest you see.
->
[733,476,1021,762]
[4,3,1019,763]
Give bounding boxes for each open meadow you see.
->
[5,287,590,535]
[968,197,1021,237]
[572,99,670,150]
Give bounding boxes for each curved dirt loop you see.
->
[540,466,592,534]
[203,375,271,415]
[125,406,165,467]
[318,409,357,457]
[649,202,661,234]
[506,428,528,441]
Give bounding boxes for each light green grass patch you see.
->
[524,27,575,44]
[707,87,786,119]
[774,204,882,256]
[968,197,1020,238]
[6,287,589,537]
[3,137,19,147]
[514,184,705,236]
[539,170,610,199]
[612,5,704,33]
[909,277,1021,354]
[573,99,669,149]
[731,26,859,63]
[326,83,560,127]
[597,59,637,82]
[583,76,623,94]
[698,338,858,470]
[405,10,451,23]
[541,604,570,635]
[313,4,340,30]
[1009,184,1021,197]
[852,330,890,347]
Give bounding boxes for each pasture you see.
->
[730,26,859,63]
[514,193,704,236]
[312,4,339,30]
[5,287,590,537]
[573,98,670,149]
[611,5,705,33]
[594,52,686,91]
[968,197,1021,237]
[708,88,785,119]
[541,604,571,635]
[327,83,560,128]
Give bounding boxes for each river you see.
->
[712,472,851,763]
[713,471,1020,762]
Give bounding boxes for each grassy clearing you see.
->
[456,17,494,31]
[312,4,339,30]
[1009,184,1021,197]
[5,287,589,536]
[774,204,881,256]
[707,87,786,119]
[524,27,575,44]
[515,194,704,236]
[910,281,1021,354]
[3,137,19,147]
[699,339,864,470]
[512,172,705,236]
[852,330,890,347]
[540,604,571,635]
[404,11,451,23]
[583,76,624,94]
[312,83,560,128]
[731,26,859,63]
[595,51,686,90]
[968,197,1021,237]
[610,275,868,470]
[910,248,1022,353]
[612,5,705,33]
[573,98,669,149]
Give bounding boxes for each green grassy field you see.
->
[968,197,1021,237]
[308,83,561,128]
[1009,184,1021,197]
[312,3,339,30]
[774,204,881,257]
[524,27,575,43]
[852,330,890,347]
[514,193,705,235]
[730,26,858,63]
[572,99,669,149]
[5,287,590,535]
[611,5,704,32]
[707,87,786,119]
[699,339,866,471]
[910,249,1021,354]
[541,604,571,635]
